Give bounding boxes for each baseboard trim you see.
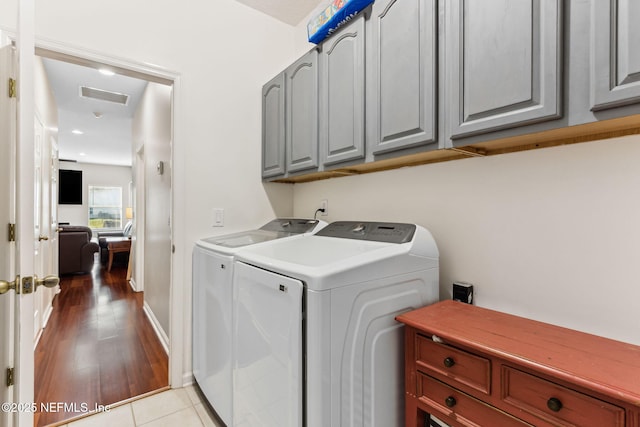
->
[143,301,169,355]
[182,372,194,387]
[129,278,138,292]
[42,302,54,328]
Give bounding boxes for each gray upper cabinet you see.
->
[286,49,319,173]
[320,15,366,166]
[368,0,437,155]
[591,0,640,111]
[262,73,285,178]
[446,0,562,140]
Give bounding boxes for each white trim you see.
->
[34,37,177,85]
[17,0,37,425]
[128,278,139,292]
[182,372,194,388]
[33,311,41,350]
[168,74,186,389]
[143,301,169,355]
[33,298,54,350]
[41,300,53,328]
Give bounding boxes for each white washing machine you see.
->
[231,221,439,427]
[192,218,326,426]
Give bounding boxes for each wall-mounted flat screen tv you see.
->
[59,169,83,205]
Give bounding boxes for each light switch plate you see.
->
[212,208,224,227]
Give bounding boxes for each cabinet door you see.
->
[262,73,285,178]
[591,0,640,110]
[446,0,562,140]
[369,0,437,155]
[286,50,319,173]
[320,15,366,166]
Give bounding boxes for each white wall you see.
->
[58,161,132,227]
[0,1,17,35]
[293,136,640,346]
[132,82,172,338]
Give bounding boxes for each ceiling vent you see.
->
[79,86,129,105]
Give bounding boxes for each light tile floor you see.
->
[61,386,224,427]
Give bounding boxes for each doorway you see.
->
[34,47,175,426]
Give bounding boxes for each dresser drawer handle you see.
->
[445,396,457,408]
[443,357,455,368]
[547,397,563,412]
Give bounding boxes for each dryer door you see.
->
[233,262,304,427]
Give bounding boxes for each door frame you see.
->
[12,31,186,427]
[34,38,185,385]
[0,42,18,427]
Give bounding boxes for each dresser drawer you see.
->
[502,366,625,427]
[416,334,491,394]
[418,373,532,427]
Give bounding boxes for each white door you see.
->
[232,262,303,427]
[0,8,58,426]
[33,115,44,343]
[0,44,18,427]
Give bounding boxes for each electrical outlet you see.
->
[453,282,473,304]
[320,199,328,216]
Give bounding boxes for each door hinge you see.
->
[6,367,14,387]
[8,223,15,242]
[8,78,16,98]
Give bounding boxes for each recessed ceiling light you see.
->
[99,68,115,76]
[71,129,84,135]
[79,152,86,156]
[93,112,103,119]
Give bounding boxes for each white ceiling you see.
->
[42,0,322,167]
[42,58,148,167]
[235,0,321,25]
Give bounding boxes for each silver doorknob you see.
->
[39,235,49,241]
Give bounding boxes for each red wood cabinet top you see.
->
[396,300,640,407]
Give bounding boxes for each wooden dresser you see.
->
[396,300,640,427]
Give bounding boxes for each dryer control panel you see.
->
[316,221,416,243]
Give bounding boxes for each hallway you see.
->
[34,257,168,426]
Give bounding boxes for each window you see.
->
[88,186,122,230]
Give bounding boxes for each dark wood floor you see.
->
[34,257,168,426]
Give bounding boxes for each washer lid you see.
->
[196,218,325,252]
[259,218,322,234]
[201,229,293,248]
[234,223,439,291]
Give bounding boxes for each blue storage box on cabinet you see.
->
[307,0,374,44]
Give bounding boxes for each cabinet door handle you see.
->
[445,396,457,408]
[547,397,563,412]
[443,357,455,368]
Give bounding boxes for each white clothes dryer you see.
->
[192,218,326,426]
[231,221,439,427]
